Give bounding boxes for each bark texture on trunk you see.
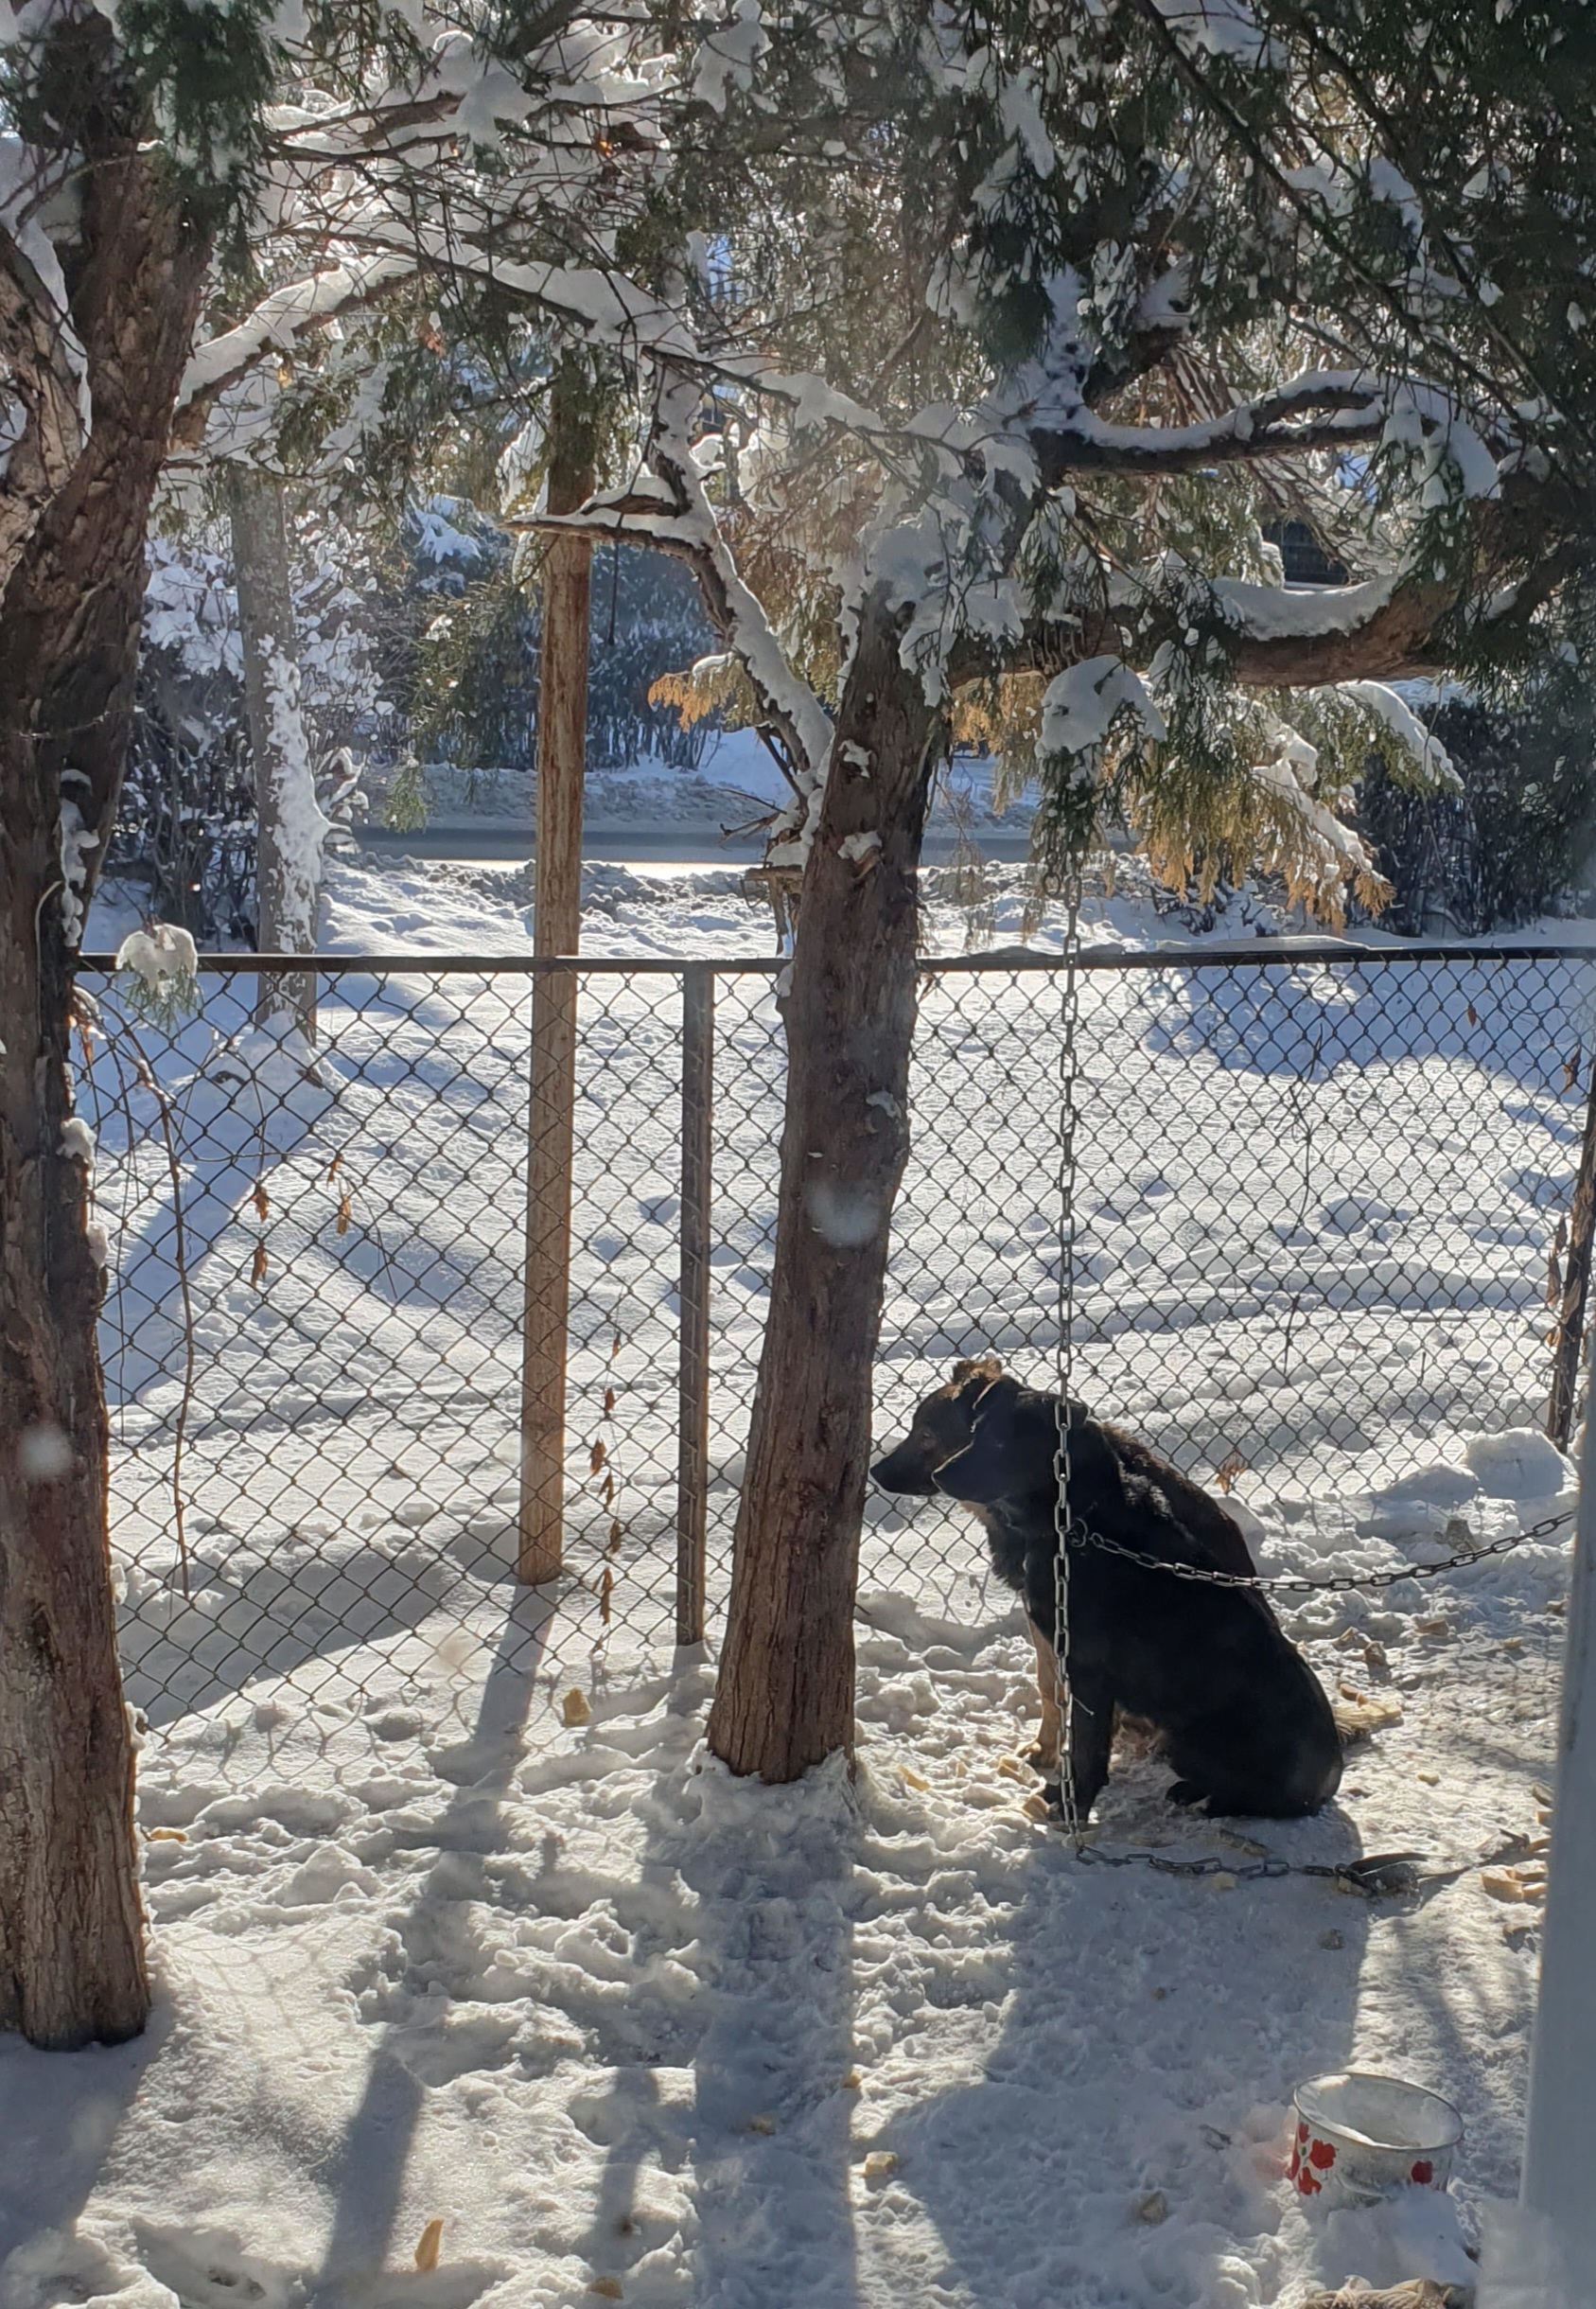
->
[0,788,147,2047]
[227,467,321,1030]
[706,592,941,1782]
[0,75,209,2045]
[518,362,595,1582]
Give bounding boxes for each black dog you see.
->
[871,1359,1342,1821]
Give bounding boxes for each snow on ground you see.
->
[10,858,1590,2307]
[366,730,1036,842]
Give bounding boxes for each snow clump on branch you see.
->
[115,925,201,1028]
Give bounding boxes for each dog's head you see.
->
[931,1375,1062,1506]
[870,1356,1005,1494]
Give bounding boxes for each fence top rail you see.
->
[78,936,1596,979]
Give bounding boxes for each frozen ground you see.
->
[7,859,1590,2307]
[360,729,1036,844]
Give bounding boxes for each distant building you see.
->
[1262,520,1349,588]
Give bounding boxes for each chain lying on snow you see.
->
[1068,1842,1422,1890]
[1062,1505,1575,1595]
[1054,1830,1547,1896]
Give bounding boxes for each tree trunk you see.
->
[0,79,210,2045]
[228,468,322,1032]
[0,776,148,2048]
[518,360,596,1581]
[706,591,942,1781]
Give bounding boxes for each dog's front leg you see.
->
[1058,1670,1115,1824]
[1027,1621,1063,1772]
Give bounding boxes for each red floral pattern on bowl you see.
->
[1289,2073,1463,2211]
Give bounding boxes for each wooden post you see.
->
[1547,1050,1596,1450]
[517,361,595,1584]
[227,467,319,1040]
[676,965,714,1643]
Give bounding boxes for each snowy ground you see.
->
[362,729,1037,847]
[8,859,1591,2307]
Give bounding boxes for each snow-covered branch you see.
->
[172,254,418,437]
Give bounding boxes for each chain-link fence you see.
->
[77,940,1596,1766]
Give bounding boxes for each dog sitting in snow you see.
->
[870,1357,1342,1822]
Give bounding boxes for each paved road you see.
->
[354,823,1036,865]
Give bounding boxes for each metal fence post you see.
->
[676,964,714,1643]
[518,961,578,1584]
[1548,1049,1596,1449]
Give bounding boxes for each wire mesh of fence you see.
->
[75,939,1595,1781]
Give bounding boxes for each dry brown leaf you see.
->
[607,1521,623,1555]
[1566,1050,1584,1091]
[863,2151,898,2180]
[1466,1003,1479,1027]
[1213,1448,1245,1496]
[587,2279,624,2301]
[252,1181,270,1221]
[1333,1691,1403,1739]
[603,1386,616,1419]
[561,1688,591,1727]
[600,1565,614,1626]
[327,1150,343,1181]
[589,1438,607,1475]
[250,1243,268,1288]
[413,2219,444,2273]
[601,1472,615,1507]
[336,1193,352,1237]
[1482,1865,1545,1904]
[147,1826,186,1844]
[899,1764,929,1790]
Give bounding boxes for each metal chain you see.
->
[1053,862,1086,1856]
[1061,1506,1575,1595]
[1060,1831,1545,1896]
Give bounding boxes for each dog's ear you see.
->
[951,1353,1003,1387]
[934,1376,1026,1503]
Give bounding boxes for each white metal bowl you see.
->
[1289,2071,1464,2209]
